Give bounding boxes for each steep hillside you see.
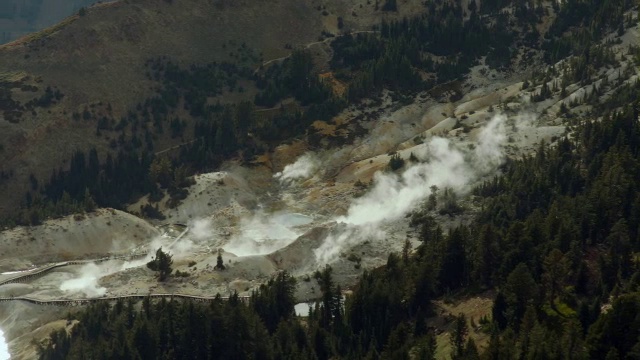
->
[0,0,422,219]
[0,0,97,44]
[0,208,158,270]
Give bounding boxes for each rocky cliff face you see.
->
[0,0,97,43]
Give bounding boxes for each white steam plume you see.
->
[474,114,507,173]
[274,153,318,184]
[0,329,9,360]
[189,218,214,241]
[59,229,202,298]
[221,151,320,255]
[59,263,108,298]
[314,114,508,264]
[223,211,313,256]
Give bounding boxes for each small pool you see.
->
[295,302,316,317]
[223,212,313,256]
[271,213,313,227]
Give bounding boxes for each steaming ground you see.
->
[0,89,565,359]
[312,115,507,265]
[0,93,566,355]
[4,18,640,356]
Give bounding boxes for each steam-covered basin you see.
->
[0,328,10,359]
[224,212,313,256]
[271,213,313,227]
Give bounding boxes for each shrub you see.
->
[388,153,405,171]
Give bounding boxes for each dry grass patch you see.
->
[320,72,347,97]
[430,291,495,358]
[312,120,338,136]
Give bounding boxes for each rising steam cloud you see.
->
[213,152,320,255]
[59,263,109,298]
[224,211,313,256]
[314,114,508,264]
[274,153,318,184]
[58,227,206,298]
[56,114,510,294]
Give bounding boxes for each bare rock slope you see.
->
[0,208,158,270]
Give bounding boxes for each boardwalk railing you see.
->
[0,293,251,306]
[0,225,191,287]
[0,252,149,286]
[0,226,224,307]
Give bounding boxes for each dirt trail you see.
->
[255,30,379,71]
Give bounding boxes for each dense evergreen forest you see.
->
[22,0,640,357]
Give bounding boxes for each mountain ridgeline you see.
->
[0,0,96,44]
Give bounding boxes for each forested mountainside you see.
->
[1,0,635,226]
[30,0,640,358]
[39,104,640,359]
[0,0,418,219]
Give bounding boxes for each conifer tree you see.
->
[147,247,173,281]
[215,249,226,270]
[450,314,468,359]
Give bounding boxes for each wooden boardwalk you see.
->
[0,252,149,286]
[0,226,248,307]
[0,224,190,287]
[0,293,251,306]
